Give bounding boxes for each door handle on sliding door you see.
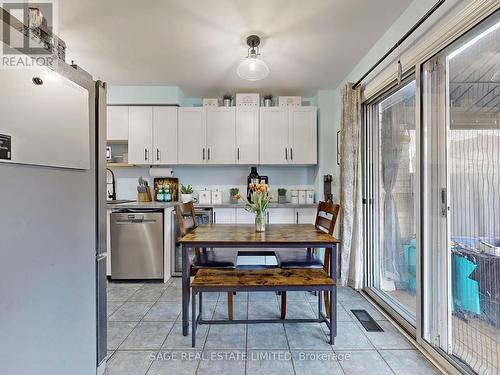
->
[337,130,341,165]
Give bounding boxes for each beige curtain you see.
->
[340,83,364,289]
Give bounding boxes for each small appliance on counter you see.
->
[199,189,212,204]
[324,175,333,202]
[290,190,299,204]
[247,166,268,201]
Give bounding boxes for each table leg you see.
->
[192,291,196,347]
[330,244,337,342]
[182,244,190,336]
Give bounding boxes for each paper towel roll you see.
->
[149,167,174,177]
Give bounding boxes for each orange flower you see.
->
[234,193,241,200]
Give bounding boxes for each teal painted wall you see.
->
[107,86,182,105]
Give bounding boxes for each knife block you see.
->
[137,187,152,202]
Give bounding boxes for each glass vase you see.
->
[255,211,266,232]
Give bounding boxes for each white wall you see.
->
[313,89,340,202]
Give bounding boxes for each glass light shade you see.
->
[237,56,269,81]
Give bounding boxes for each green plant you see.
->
[263,94,273,100]
[229,187,239,197]
[180,184,193,194]
[223,93,232,100]
[278,188,287,196]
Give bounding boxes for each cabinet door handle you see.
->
[156,149,160,161]
[266,211,270,224]
[290,147,293,161]
[213,211,216,223]
[296,211,299,224]
[144,148,148,161]
[202,148,205,160]
[237,147,240,161]
[285,148,288,161]
[208,148,211,161]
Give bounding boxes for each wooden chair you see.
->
[175,201,238,319]
[275,201,340,319]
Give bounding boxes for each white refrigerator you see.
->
[0,63,107,374]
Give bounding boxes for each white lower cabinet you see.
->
[217,207,314,266]
[236,208,255,224]
[295,207,317,224]
[213,208,236,224]
[268,208,295,224]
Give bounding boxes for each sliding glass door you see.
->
[365,78,417,325]
[422,15,500,374]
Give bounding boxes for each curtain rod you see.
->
[351,0,446,90]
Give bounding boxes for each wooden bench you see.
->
[190,268,336,347]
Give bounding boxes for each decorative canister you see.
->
[306,190,314,204]
[298,190,307,204]
[290,190,299,204]
[198,189,212,204]
[211,190,222,205]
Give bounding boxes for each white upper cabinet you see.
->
[128,106,153,164]
[107,106,129,141]
[259,106,317,165]
[289,106,317,164]
[259,107,289,164]
[153,107,177,165]
[236,107,259,164]
[205,107,236,164]
[178,107,205,164]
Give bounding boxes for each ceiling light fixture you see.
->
[237,35,269,81]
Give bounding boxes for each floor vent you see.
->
[351,309,384,332]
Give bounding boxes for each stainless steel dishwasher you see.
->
[111,209,163,279]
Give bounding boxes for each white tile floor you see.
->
[105,279,441,375]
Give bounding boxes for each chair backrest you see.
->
[314,201,340,236]
[314,201,340,274]
[175,201,197,237]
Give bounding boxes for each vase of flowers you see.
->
[235,181,270,232]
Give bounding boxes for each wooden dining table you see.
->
[178,223,340,337]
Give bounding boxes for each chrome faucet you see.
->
[106,168,116,200]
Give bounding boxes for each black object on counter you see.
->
[324,175,333,202]
[246,166,268,202]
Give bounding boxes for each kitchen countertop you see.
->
[106,201,317,210]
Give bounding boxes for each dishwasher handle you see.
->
[115,218,158,224]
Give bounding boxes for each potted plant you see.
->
[229,187,239,204]
[263,94,273,107]
[235,182,270,232]
[222,94,232,107]
[180,184,194,203]
[278,188,287,203]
